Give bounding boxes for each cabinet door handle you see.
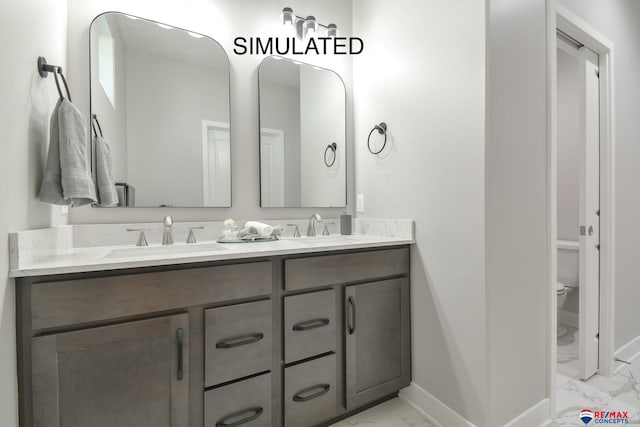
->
[347,296,356,335]
[293,384,331,402]
[216,407,263,426]
[215,333,264,349]
[292,318,330,331]
[176,328,184,381]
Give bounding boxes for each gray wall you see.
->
[67,0,355,224]
[125,51,228,207]
[300,67,346,207]
[486,0,549,425]
[559,0,640,357]
[0,0,69,424]
[353,0,488,424]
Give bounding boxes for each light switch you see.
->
[60,205,69,216]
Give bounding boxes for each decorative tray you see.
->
[217,236,279,244]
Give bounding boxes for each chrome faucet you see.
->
[307,214,322,237]
[162,216,174,245]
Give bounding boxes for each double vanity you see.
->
[10,219,413,427]
[12,7,412,426]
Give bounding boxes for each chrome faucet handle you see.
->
[307,214,322,237]
[186,226,204,244]
[126,228,149,247]
[287,224,301,238]
[162,216,174,245]
[321,221,335,236]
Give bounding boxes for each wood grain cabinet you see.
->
[284,289,336,363]
[17,246,411,427]
[205,300,272,387]
[31,314,189,427]
[345,278,411,409]
[205,373,272,427]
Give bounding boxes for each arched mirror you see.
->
[90,12,231,207]
[258,56,346,208]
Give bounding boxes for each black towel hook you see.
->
[91,114,104,138]
[37,56,72,102]
[324,142,337,167]
[367,122,388,155]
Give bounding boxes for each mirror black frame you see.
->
[88,11,232,208]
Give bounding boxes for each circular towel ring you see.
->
[367,122,387,155]
[324,142,337,167]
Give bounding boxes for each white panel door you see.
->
[260,128,285,207]
[578,46,600,380]
[202,121,231,207]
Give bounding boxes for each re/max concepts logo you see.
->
[580,409,630,424]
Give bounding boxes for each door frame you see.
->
[546,0,616,417]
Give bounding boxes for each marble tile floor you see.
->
[554,322,640,425]
[331,353,640,426]
[557,323,580,379]
[553,370,640,426]
[329,398,434,427]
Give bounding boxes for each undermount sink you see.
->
[106,242,228,259]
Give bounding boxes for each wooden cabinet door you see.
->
[31,314,189,427]
[345,278,411,409]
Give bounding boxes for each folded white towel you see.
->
[243,221,274,238]
[39,99,96,206]
[94,134,118,206]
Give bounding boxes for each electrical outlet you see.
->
[356,194,364,213]
[60,205,69,216]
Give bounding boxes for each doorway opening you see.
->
[547,2,615,418]
[555,31,600,381]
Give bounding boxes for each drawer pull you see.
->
[216,333,264,349]
[292,384,331,402]
[347,296,356,335]
[176,328,184,381]
[292,318,330,332]
[216,407,264,426]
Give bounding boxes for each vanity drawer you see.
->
[31,261,272,330]
[285,354,337,427]
[284,290,336,363]
[284,247,409,291]
[205,300,272,387]
[205,372,271,427]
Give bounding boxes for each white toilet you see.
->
[557,282,575,337]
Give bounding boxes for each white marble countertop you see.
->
[9,219,414,278]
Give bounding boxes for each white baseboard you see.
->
[399,382,476,427]
[558,310,578,328]
[615,335,640,368]
[400,383,551,427]
[502,399,550,427]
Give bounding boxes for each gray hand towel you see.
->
[39,99,97,206]
[39,99,68,205]
[94,134,118,206]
